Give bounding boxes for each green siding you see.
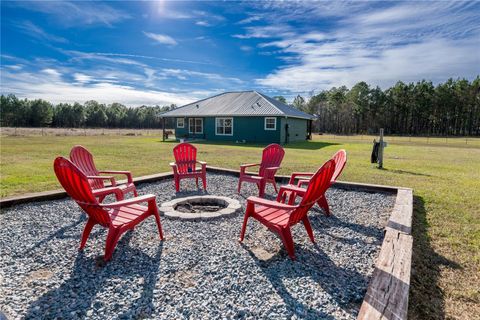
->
[174,116,307,144]
[280,117,308,143]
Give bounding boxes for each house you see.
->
[160,91,315,144]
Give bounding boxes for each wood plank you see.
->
[385,189,413,235]
[206,166,400,193]
[358,231,413,320]
[0,172,174,208]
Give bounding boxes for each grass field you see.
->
[1,133,479,319]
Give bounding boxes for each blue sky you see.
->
[1,1,479,106]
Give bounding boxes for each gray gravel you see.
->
[0,173,395,320]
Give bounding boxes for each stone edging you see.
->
[159,195,241,220]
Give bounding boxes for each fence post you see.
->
[378,128,384,169]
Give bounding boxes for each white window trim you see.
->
[215,117,234,136]
[177,118,184,128]
[264,117,277,130]
[188,118,203,134]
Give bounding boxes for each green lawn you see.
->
[1,134,479,319]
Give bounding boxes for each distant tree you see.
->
[29,99,53,127]
[273,96,287,104]
[107,102,127,128]
[1,76,479,135]
[292,95,306,111]
[84,100,107,127]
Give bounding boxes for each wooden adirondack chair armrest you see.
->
[247,196,296,210]
[87,175,116,186]
[99,170,133,184]
[101,194,157,208]
[288,172,314,184]
[93,186,125,201]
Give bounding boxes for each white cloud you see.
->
[73,73,92,83]
[9,1,130,27]
[1,67,199,106]
[16,21,68,43]
[252,1,480,92]
[143,32,178,46]
[237,15,263,24]
[196,20,212,27]
[232,25,292,39]
[240,46,253,52]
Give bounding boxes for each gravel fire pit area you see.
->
[0,173,394,319]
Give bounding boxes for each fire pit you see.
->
[160,196,242,220]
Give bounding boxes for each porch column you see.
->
[307,120,313,140]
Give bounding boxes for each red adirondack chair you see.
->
[278,149,347,216]
[239,159,335,260]
[237,144,285,197]
[70,145,137,202]
[54,157,164,261]
[170,143,207,192]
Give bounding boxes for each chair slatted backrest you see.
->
[70,145,104,189]
[331,149,347,182]
[258,144,285,179]
[54,157,111,226]
[173,143,197,174]
[289,159,335,225]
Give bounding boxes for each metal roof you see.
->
[160,91,314,120]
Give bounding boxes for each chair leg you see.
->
[175,177,180,192]
[153,211,164,240]
[302,216,315,243]
[104,228,121,261]
[258,180,266,198]
[272,180,278,193]
[279,227,295,260]
[202,174,207,190]
[196,177,199,188]
[287,192,297,205]
[239,203,253,242]
[237,177,243,193]
[79,218,95,250]
[317,195,330,216]
[133,187,138,197]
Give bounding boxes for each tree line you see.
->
[278,77,480,136]
[0,95,176,129]
[1,77,479,135]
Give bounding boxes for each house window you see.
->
[264,117,276,130]
[177,118,184,128]
[216,117,233,136]
[188,118,203,134]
